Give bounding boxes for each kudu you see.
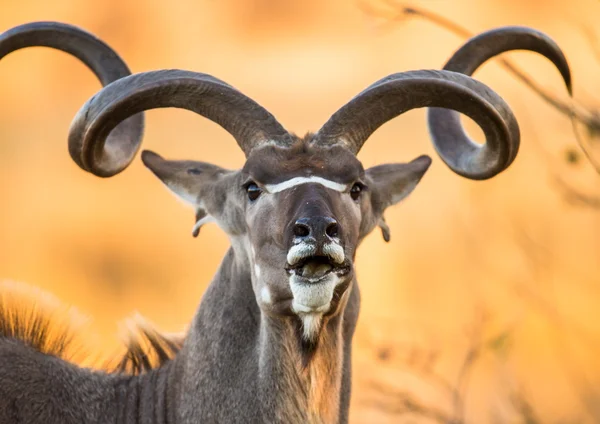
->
[0,21,571,423]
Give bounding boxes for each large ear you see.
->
[366,155,432,242]
[141,150,229,237]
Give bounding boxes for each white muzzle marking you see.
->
[289,273,340,313]
[287,243,317,266]
[322,242,345,264]
[289,273,342,341]
[287,241,345,266]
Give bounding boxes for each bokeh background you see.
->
[1,0,599,422]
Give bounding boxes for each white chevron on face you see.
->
[265,176,347,194]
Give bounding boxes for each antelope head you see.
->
[140,134,431,342]
[66,27,571,344]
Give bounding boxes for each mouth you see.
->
[286,255,351,282]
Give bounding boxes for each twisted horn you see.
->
[314,69,516,179]
[68,70,292,177]
[0,21,144,175]
[315,26,572,180]
[427,26,572,177]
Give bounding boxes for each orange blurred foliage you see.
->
[1,0,599,422]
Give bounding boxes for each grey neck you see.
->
[164,246,360,423]
[0,246,359,424]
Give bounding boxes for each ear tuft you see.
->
[192,209,212,238]
[378,218,391,242]
[141,152,228,235]
[366,155,432,242]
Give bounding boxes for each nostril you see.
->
[293,222,311,238]
[326,221,339,239]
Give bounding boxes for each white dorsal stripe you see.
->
[265,176,347,194]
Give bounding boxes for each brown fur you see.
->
[303,287,352,423]
[111,314,185,375]
[0,281,184,375]
[276,290,351,424]
[304,323,343,423]
[0,281,87,362]
[279,317,344,424]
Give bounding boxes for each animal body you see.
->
[0,21,571,423]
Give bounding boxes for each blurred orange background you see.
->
[1,0,599,422]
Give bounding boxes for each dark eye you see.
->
[187,168,202,175]
[246,182,262,201]
[350,183,363,201]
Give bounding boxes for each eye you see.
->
[187,168,202,175]
[350,183,363,201]
[246,182,262,201]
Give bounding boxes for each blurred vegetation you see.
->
[1,0,599,422]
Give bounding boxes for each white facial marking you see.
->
[299,313,323,341]
[287,242,317,266]
[191,215,214,235]
[254,264,261,279]
[265,176,347,194]
[260,286,271,305]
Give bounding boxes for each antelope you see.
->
[0,21,571,423]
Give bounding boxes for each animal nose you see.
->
[293,217,339,241]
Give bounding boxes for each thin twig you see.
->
[518,107,600,211]
[451,314,487,424]
[510,390,543,424]
[553,176,600,209]
[367,381,453,423]
[358,0,600,173]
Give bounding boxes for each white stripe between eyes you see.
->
[265,176,347,194]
